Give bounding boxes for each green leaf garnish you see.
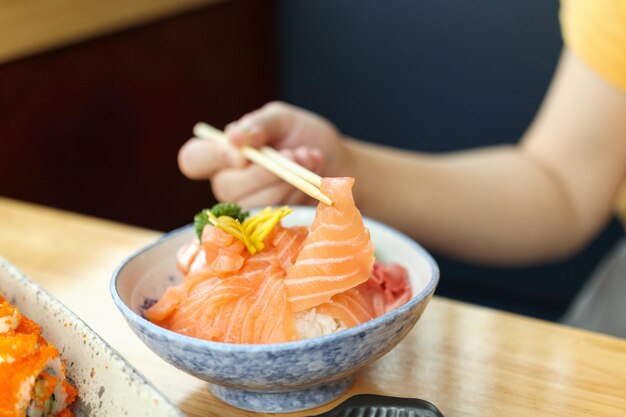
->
[194,203,249,240]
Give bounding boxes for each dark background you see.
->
[1,0,622,321]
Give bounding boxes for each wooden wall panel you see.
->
[0,0,224,63]
[0,0,276,231]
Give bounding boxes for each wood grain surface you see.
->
[0,196,625,417]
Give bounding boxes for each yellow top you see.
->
[560,0,626,223]
[560,0,626,92]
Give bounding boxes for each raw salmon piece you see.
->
[316,288,375,328]
[316,261,412,328]
[158,276,222,336]
[251,226,308,271]
[176,241,200,276]
[164,264,266,339]
[202,227,247,275]
[158,262,297,344]
[151,227,257,334]
[146,263,225,325]
[250,265,297,344]
[272,226,308,270]
[284,178,375,312]
[175,226,247,277]
[144,286,183,323]
[187,247,208,274]
[197,264,297,344]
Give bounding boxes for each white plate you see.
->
[0,258,184,417]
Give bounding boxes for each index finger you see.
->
[224,102,296,148]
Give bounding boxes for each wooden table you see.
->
[1,196,625,417]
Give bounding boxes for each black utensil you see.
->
[307,394,444,417]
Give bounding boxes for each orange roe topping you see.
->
[0,302,19,318]
[0,333,38,364]
[15,315,42,337]
[0,297,78,417]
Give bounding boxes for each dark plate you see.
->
[309,394,444,417]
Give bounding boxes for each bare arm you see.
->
[345,49,626,265]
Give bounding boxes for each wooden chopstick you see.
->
[258,146,322,188]
[193,122,332,206]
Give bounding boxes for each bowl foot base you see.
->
[208,376,353,413]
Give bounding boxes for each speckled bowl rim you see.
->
[111,207,439,353]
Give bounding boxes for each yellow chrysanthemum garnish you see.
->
[207,206,293,255]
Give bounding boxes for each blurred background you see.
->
[1,0,622,321]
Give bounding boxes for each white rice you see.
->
[294,308,346,339]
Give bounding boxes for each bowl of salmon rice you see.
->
[111,177,439,413]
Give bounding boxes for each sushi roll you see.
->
[0,299,77,417]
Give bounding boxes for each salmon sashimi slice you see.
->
[165,268,264,339]
[251,265,297,344]
[144,286,184,323]
[145,266,227,324]
[147,275,219,333]
[201,226,247,275]
[152,263,296,344]
[148,224,305,341]
[264,225,309,269]
[179,227,249,277]
[314,261,413,329]
[176,241,200,276]
[222,264,297,344]
[284,177,375,312]
[149,226,251,324]
[316,288,375,328]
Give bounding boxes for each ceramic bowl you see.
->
[111,207,439,413]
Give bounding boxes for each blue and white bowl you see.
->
[111,207,439,413]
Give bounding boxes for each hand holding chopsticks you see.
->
[193,122,333,206]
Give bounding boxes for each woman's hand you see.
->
[178,102,347,208]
